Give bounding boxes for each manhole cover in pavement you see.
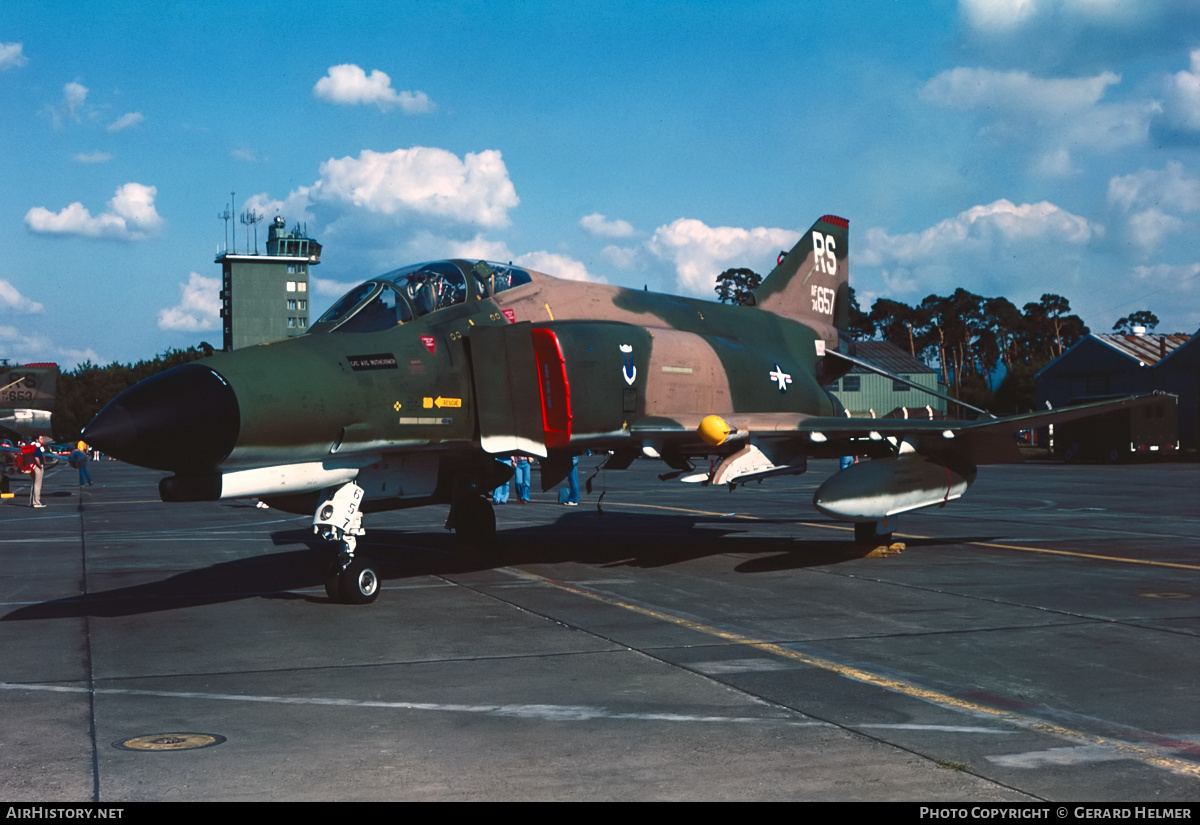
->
[114,733,226,751]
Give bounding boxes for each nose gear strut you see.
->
[314,481,379,604]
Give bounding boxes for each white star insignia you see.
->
[770,364,792,392]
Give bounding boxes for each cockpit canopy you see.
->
[308,260,532,334]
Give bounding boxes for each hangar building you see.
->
[826,341,947,419]
[1036,329,1198,451]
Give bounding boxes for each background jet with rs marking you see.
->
[0,363,57,443]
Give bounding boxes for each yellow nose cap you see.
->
[697,415,732,446]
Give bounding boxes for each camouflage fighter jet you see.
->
[0,363,59,490]
[0,363,57,443]
[82,215,1163,603]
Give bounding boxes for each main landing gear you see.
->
[853,516,906,558]
[445,486,496,546]
[314,481,380,604]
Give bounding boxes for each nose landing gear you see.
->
[314,481,379,604]
[325,546,380,604]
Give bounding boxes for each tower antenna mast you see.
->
[217,199,232,253]
[240,208,264,254]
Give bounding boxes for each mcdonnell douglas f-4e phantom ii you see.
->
[1,363,57,443]
[83,214,1164,603]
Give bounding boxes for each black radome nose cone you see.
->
[83,363,240,473]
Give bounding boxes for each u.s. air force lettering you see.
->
[346,354,398,371]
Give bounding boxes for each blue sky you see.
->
[2,0,1199,368]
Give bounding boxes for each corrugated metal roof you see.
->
[849,341,936,375]
[1093,333,1190,366]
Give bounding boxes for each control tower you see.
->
[217,216,322,350]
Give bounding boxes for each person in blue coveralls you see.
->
[513,455,531,504]
[492,456,512,504]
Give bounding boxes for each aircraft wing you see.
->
[615,393,1171,470]
[798,393,1170,464]
[785,393,1167,435]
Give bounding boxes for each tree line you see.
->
[51,344,212,441]
[851,289,1091,413]
[714,267,1161,414]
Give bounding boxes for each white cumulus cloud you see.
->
[312,277,361,299]
[0,326,98,369]
[647,218,799,296]
[248,146,518,278]
[158,273,220,331]
[857,199,1101,302]
[1054,98,1159,156]
[960,0,1039,32]
[1107,161,1200,213]
[515,251,602,283]
[1107,162,1200,256]
[1132,261,1200,290]
[601,245,641,269]
[0,42,27,70]
[579,213,637,239]
[107,112,144,133]
[25,182,164,241]
[0,279,44,314]
[313,64,434,113]
[443,235,516,262]
[1034,147,1079,177]
[921,66,1151,172]
[231,147,266,163]
[861,199,1097,266]
[241,189,313,230]
[1157,49,1200,140]
[1130,263,1200,332]
[45,81,89,128]
[73,151,112,164]
[956,0,1200,74]
[62,81,87,117]
[311,146,519,228]
[435,238,602,283]
[1123,208,1186,256]
[960,0,1141,33]
[922,66,1119,116]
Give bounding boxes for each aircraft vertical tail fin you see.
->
[1,363,59,412]
[0,363,58,441]
[752,215,849,352]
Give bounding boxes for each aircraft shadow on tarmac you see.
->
[0,508,967,621]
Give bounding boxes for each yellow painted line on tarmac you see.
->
[605,499,848,527]
[79,499,171,505]
[603,500,1200,571]
[961,540,1200,573]
[603,501,769,519]
[501,565,1200,779]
